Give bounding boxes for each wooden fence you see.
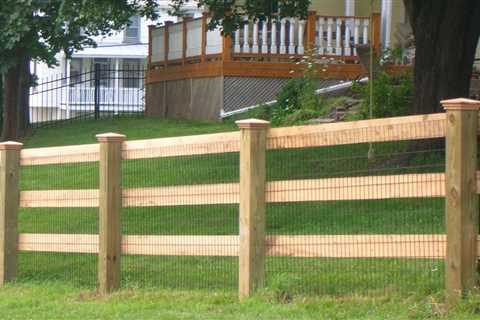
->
[1,98,479,305]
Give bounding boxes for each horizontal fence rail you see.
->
[19,172,480,208]
[17,233,455,259]
[20,113,451,166]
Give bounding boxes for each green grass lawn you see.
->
[15,116,448,298]
[1,283,480,320]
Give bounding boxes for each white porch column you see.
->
[381,0,393,48]
[345,0,355,16]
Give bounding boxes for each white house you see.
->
[30,1,203,124]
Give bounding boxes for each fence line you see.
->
[20,112,450,166]
[3,98,480,305]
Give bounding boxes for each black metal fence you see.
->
[29,65,145,127]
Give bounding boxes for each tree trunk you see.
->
[2,51,30,140]
[404,0,480,114]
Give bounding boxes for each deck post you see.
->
[236,119,269,300]
[97,132,125,295]
[148,25,154,67]
[442,98,480,307]
[0,142,22,285]
[306,11,317,51]
[164,21,173,67]
[182,17,192,65]
[371,13,381,53]
[222,35,233,62]
[201,13,207,63]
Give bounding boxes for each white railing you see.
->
[150,14,373,65]
[232,16,306,55]
[316,16,370,57]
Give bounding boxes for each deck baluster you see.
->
[271,18,278,54]
[298,19,305,55]
[252,19,259,53]
[261,19,268,53]
[318,17,325,55]
[288,18,296,54]
[280,18,287,54]
[336,18,342,56]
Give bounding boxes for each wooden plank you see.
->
[266,235,447,259]
[223,61,365,79]
[122,131,239,160]
[20,143,99,166]
[146,61,223,83]
[122,235,238,256]
[123,183,239,207]
[97,133,124,294]
[237,119,269,299]
[266,173,447,202]
[442,98,480,306]
[20,189,99,208]
[21,171,480,208]
[267,113,447,149]
[17,233,479,260]
[0,142,22,284]
[18,171,480,209]
[18,233,98,253]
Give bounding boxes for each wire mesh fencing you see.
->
[18,147,99,287]
[121,150,240,290]
[9,110,479,300]
[264,139,445,296]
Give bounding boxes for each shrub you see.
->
[353,71,413,119]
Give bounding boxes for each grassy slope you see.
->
[15,116,447,297]
[1,284,480,320]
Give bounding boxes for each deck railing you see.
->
[149,11,381,67]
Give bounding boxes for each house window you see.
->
[94,58,113,87]
[69,58,83,86]
[124,16,140,43]
[122,59,143,88]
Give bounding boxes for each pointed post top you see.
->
[0,141,23,150]
[96,133,126,143]
[235,119,270,130]
[441,98,480,111]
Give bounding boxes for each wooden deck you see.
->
[147,12,410,84]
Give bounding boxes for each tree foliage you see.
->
[170,0,310,34]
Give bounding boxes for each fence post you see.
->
[236,119,269,300]
[442,98,480,306]
[0,142,22,285]
[96,132,125,295]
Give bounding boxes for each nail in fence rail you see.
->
[0,142,22,284]
[5,98,480,305]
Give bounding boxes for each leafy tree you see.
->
[0,0,159,139]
